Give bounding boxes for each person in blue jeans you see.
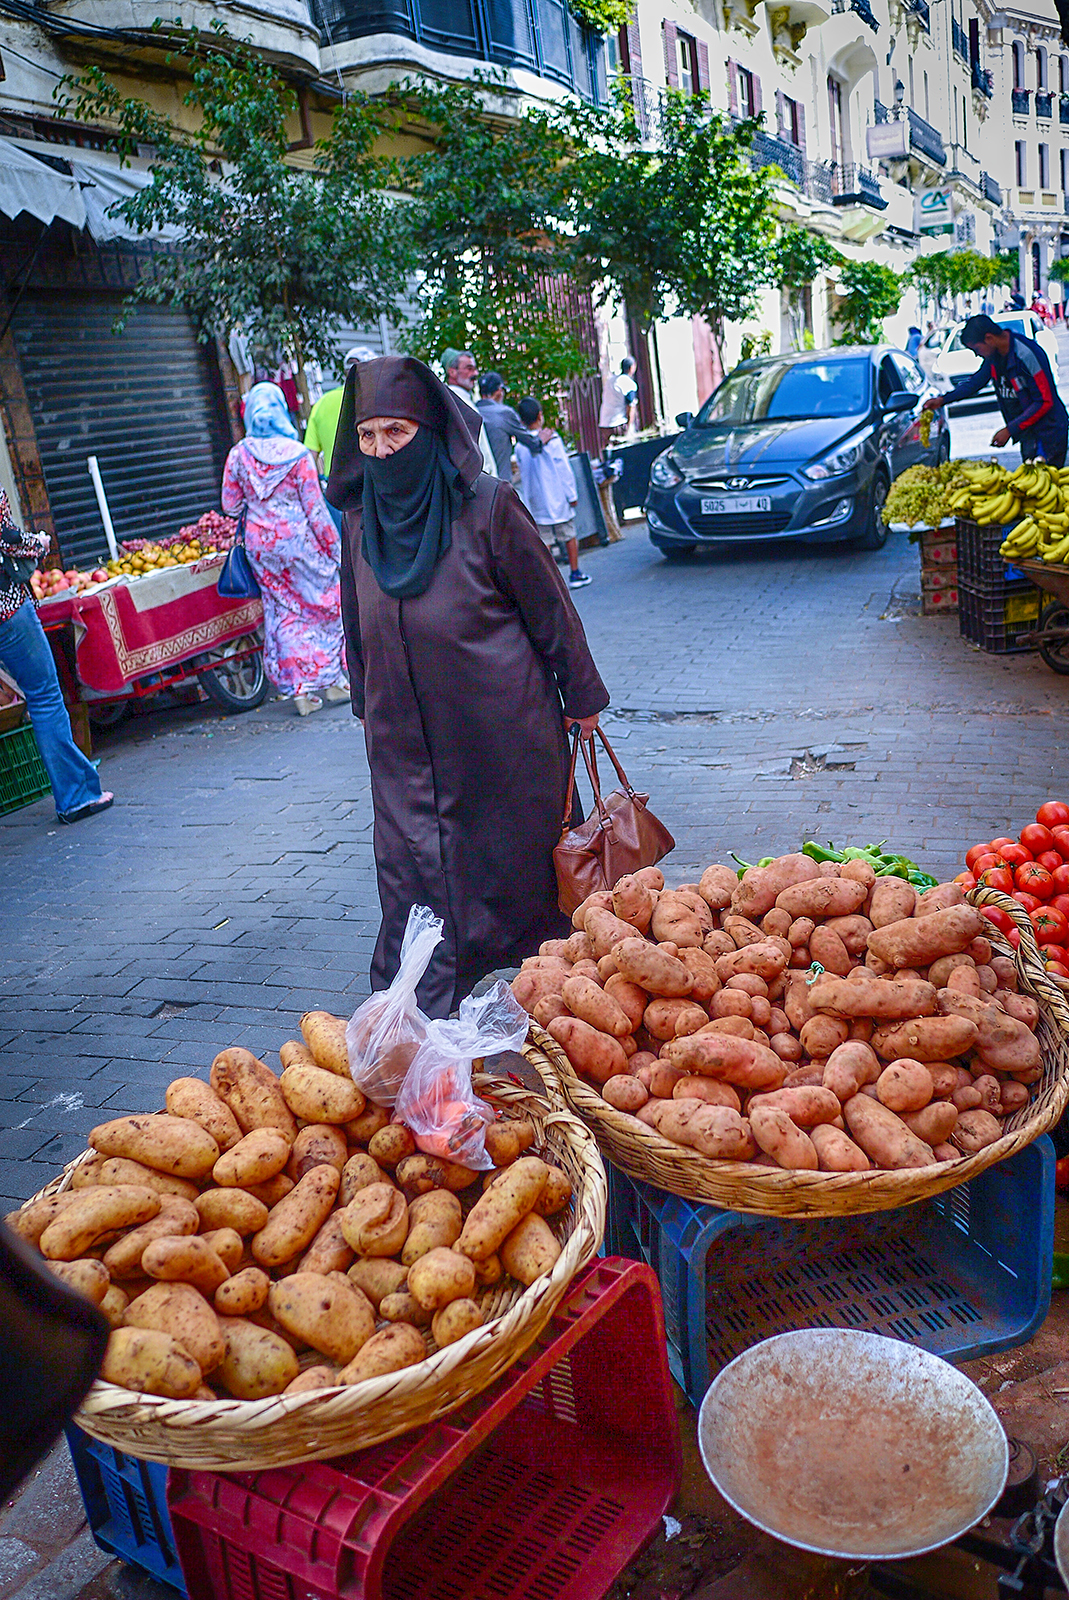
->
[0,495,113,823]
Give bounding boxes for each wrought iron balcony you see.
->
[831,162,886,208]
[807,160,834,203]
[981,170,1002,206]
[1062,94,1069,126]
[907,107,946,166]
[873,98,889,124]
[971,62,993,98]
[309,0,607,102]
[951,16,968,61]
[748,126,808,188]
[1011,88,1031,116]
[830,0,878,29]
[1036,91,1054,119]
[904,0,929,31]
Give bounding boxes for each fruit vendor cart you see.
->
[1013,559,1069,676]
[35,552,266,743]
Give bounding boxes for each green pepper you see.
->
[802,842,844,863]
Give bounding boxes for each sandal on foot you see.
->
[58,793,114,825]
[294,695,323,716]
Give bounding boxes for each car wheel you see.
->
[937,434,950,465]
[855,473,890,551]
[1039,602,1069,675]
[661,545,697,562]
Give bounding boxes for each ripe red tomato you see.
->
[981,866,1016,893]
[973,852,1002,875]
[1053,826,1069,856]
[1015,891,1043,914]
[1007,928,1021,949]
[954,871,977,890]
[1021,823,1056,855]
[1037,801,1069,829]
[1015,862,1055,899]
[991,836,1016,850]
[981,906,1013,934]
[1034,905,1069,942]
[1041,946,1069,965]
[1053,893,1069,920]
[965,843,994,871]
[1037,851,1064,874]
[1047,960,1069,980]
[1051,865,1069,895]
[999,843,1033,868]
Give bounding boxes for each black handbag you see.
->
[217,505,260,599]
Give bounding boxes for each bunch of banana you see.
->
[999,461,1069,562]
[946,460,1009,519]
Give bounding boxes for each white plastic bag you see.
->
[345,905,444,1107]
[396,982,530,1169]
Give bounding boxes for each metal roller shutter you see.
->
[12,294,232,569]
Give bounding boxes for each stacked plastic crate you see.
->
[956,517,1041,652]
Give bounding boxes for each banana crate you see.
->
[956,516,1042,655]
[951,461,1069,569]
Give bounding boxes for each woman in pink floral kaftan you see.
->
[221,383,347,715]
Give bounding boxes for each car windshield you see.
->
[695,358,871,424]
[947,317,1030,353]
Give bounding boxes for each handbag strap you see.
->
[233,504,248,546]
[592,726,637,798]
[562,725,609,832]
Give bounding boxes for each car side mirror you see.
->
[675,411,693,429]
[883,390,918,415]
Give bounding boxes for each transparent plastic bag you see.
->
[345,905,444,1107]
[396,982,530,1169]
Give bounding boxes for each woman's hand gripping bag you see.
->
[346,905,444,1107]
[396,983,530,1170]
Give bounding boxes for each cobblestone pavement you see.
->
[2,388,1069,1598]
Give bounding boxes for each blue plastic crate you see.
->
[606,1137,1054,1412]
[66,1425,185,1593]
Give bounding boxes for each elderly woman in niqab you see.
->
[221,381,347,715]
[327,356,609,1018]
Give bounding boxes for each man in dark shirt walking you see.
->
[922,314,1068,467]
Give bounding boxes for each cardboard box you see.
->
[920,535,957,566]
[922,585,958,614]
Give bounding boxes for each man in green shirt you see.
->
[306,346,377,474]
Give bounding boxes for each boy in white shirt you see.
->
[515,397,591,588]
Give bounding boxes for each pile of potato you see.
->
[6,1014,572,1402]
[514,855,1044,1174]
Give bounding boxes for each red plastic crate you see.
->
[168,1259,679,1600]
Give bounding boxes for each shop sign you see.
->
[916,188,953,235]
[866,121,909,161]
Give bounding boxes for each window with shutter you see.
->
[663,21,679,87]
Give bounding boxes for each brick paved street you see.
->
[2,417,1069,1599]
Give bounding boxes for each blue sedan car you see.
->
[644,345,946,559]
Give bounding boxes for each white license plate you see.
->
[700,495,772,515]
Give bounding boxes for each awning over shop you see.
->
[67,158,181,243]
[0,137,86,230]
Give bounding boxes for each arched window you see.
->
[1012,40,1025,90]
[1061,55,1069,94]
[1037,45,1048,90]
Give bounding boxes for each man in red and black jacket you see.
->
[923,313,1068,467]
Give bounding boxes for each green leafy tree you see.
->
[831,260,903,344]
[910,247,1019,317]
[60,25,410,411]
[772,224,842,349]
[1048,257,1069,288]
[566,0,633,32]
[565,86,777,373]
[389,76,590,422]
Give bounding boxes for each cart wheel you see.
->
[200,634,269,712]
[87,702,128,729]
[1039,602,1069,675]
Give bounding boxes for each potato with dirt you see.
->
[102,1327,202,1398]
[547,1015,629,1084]
[89,1115,219,1181]
[102,1198,200,1279]
[500,1214,562,1285]
[731,854,826,919]
[611,874,657,933]
[936,992,1042,1076]
[124,1283,225,1374]
[216,1318,300,1399]
[340,1182,408,1257]
[213,1128,292,1189]
[875,1015,979,1063]
[612,939,693,998]
[39,1186,160,1262]
[269,1273,376,1365]
[562,974,632,1038]
[808,975,937,1021]
[868,879,917,927]
[749,1106,818,1170]
[650,894,705,948]
[252,1165,341,1270]
[775,879,868,921]
[165,1079,242,1153]
[809,1124,871,1172]
[663,1032,786,1090]
[194,1188,269,1236]
[875,1060,933,1114]
[867,905,985,969]
[142,1235,230,1295]
[281,1063,366,1125]
[210,1049,297,1142]
[339,1324,426,1385]
[300,1011,351,1076]
[843,1096,936,1168]
[457,1157,549,1261]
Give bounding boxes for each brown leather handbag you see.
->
[553,726,675,915]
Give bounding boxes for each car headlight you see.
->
[802,437,866,481]
[649,451,683,489]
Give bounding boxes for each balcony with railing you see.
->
[981,170,1002,206]
[951,16,968,61]
[907,107,946,166]
[1061,94,1069,126]
[1011,88,1031,116]
[831,162,886,208]
[749,125,808,187]
[310,0,607,102]
[971,62,993,98]
[1036,91,1054,119]
[830,0,878,29]
[904,0,929,31]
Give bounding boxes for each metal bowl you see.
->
[698,1329,1009,1561]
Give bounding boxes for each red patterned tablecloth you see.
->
[36,555,263,694]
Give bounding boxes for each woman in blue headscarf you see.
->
[221,382,347,714]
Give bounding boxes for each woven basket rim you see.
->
[533,885,1069,1218]
[44,1076,606,1468]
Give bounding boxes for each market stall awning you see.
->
[0,137,85,230]
[67,158,181,243]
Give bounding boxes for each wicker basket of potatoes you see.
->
[6,1015,605,1470]
[515,861,1069,1218]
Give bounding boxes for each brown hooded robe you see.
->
[327,357,609,1017]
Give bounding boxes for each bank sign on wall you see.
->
[916,189,953,236]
